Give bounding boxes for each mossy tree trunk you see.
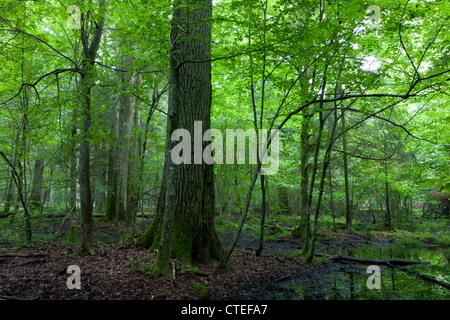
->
[138,0,222,277]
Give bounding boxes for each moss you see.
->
[136,219,159,248]
[169,221,193,264]
[103,198,126,222]
[150,253,171,279]
[265,223,285,234]
[423,235,439,244]
[209,228,224,261]
[291,225,303,239]
[193,282,210,299]
[66,226,77,244]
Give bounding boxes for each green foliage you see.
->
[0,0,449,291]
[394,237,424,247]
[127,256,152,276]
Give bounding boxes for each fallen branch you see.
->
[387,262,450,290]
[0,252,47,258]
[264,224,285,233]
[178,269,209,277]
[0,295,27,300]
[328,255,429,266]
[136,214,151,219]
[8,258,47,268]
[0,212,14,219]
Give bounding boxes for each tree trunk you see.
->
[106,102,119,219]
[384,161,392,229]
[342,110,352,231]
[291,106,310,240]
[139,0,222,276]
[78,0,106,254]
[329,159,335,232]
[29,159,44,207]
[19,97,32,244]
[126,73,141,229]
[68,121,78,243]
[255,174,266,256]
[3,167,14,215]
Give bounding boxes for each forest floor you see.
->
[0,226,316,300]
[0,214,448,300]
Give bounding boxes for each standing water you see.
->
[267,241,450,300]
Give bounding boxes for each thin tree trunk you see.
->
[329,159,335,232]
[68,118,78,243]
[3,167,14,215]
[292,106,310,240]
[29,159,44,207]
[78,0,106,254]
[106,102,120,220]
[384,160,392,229]
[126,73,141,229]
[342,110,352,231]
[255,174,266,256]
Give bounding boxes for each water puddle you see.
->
[267,241,450,300]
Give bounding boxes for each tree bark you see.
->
[139,0,222,277]
[126,73,141,229]
[68,117,78,243]
[292,106,310,240]
[342,110,352,231]
[29,159,44,207]
[3,166,14,215]
[384,160,392,229]
[255,174,266,256]
[78,0,106,254]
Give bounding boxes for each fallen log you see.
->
[328,255,429,266]
[0,295,39,300]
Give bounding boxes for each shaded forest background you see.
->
[0,0,449,273]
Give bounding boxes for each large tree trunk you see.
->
[105,54,135,222]
[105,103,126,221]
[138,0,222,276]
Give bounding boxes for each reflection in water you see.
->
[267,242,450,300]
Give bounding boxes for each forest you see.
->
[0,0,449,305]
